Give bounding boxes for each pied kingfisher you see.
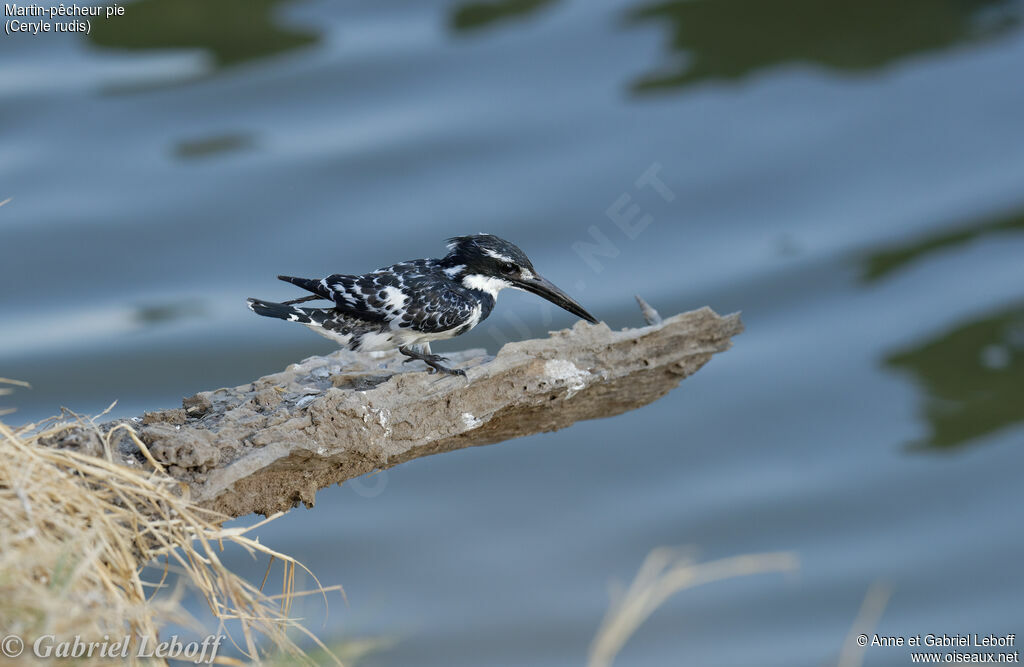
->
[247,234,598,376]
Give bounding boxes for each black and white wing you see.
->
[278,260,481,334]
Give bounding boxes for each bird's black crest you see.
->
[444,234,535,271]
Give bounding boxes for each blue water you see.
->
[2,1,1023,665]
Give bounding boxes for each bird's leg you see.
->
[398,345,465,377]
[401,343,443,363]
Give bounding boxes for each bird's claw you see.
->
[424,361,465,377]
[403,353,449,364]
[398,346,462,376]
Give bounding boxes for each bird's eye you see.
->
[500,263,517,275]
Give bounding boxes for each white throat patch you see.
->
[462,274,511,298]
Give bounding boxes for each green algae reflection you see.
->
[866,206,1024,451]
[887,303,1024,451]
[863,207,1024,283]
[88,0,317,69]
[623,0,1021,92]
[450,0,559,31]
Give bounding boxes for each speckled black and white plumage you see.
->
[248,234,597,374]
[253,258,495,352]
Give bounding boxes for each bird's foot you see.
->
[428,362,467,377]
[402,353,449,364]
[398,346,466,377]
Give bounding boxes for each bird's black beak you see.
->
[513,274,599,324]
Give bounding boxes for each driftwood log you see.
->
[45,305,742,518]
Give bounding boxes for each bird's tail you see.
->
[247,298,317,324]
[278,275,330,299]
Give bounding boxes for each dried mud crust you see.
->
[45,307,743,518]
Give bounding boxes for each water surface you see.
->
[2,1,1023,665]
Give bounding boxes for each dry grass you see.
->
[0,380,342,665]
[837,582,891,667]
[587,547,799,667]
